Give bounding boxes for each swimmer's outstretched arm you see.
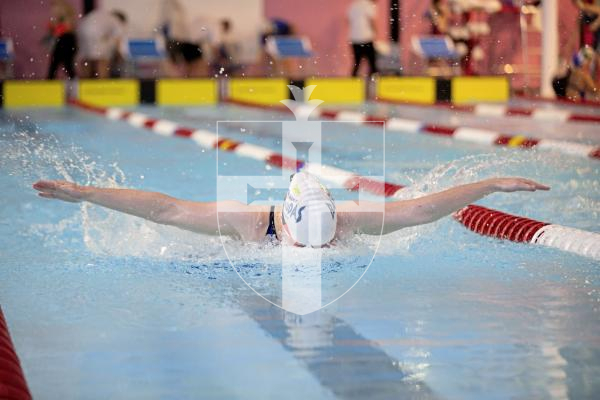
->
[32,180,260,238]
[345,177,549,235]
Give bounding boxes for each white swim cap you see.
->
[282,172,337,247]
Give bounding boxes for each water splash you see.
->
[2,114,597,268]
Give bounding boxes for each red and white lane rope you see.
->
[318,108,600,160]
[515,94,600,109]
[377,97,600,124]
[0,307,32,400]
[226,99,600,161]
[456,205,600,260]
[69,99,600,261]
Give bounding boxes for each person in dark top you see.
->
[46,0,77,79]
[428,0,450,35]
[574,0,600,50]
[347,0,379,77]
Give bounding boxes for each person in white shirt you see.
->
[77,9,127,78]
[347,0,378,76]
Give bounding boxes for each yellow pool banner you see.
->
[451,76,509,104]
[304,78,364,104]
[375,77,436,104]
[228,78,289,105]
[3,81,65,108]
[78,79,139,106]
[157,79,217,105]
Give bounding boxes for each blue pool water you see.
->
[1,102,599,399]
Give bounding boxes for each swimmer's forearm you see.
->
[83,187,242,236]
[34,180,245,236]
[82,187,185,224]
[382,178,548,233]
[387,181,495,229]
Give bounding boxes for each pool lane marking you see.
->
[238,295,438,399]
[69,99,600,261]
[226,99,600,161]
[377,98,600,124]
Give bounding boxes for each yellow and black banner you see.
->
[0,76,511,108]
[3,80,65,108]
[304,78,365,104]
[451,76,509,104]
[376,77,436,104]
[78,79,139,106]
[157,79,217,105]
[228,78,289,106]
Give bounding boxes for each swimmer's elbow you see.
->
[384,202,438,232]
[149,200,184,226]
[152,201,223,235]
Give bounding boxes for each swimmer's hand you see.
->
[33,180,88,203]
[488,178,550,193]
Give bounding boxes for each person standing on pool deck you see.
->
[46,0,77,79]
[159,0,207,78]
[77,9,128,79]
[33,172,549,248]
[347,0,378,77]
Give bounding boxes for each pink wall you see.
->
[0,0,584,80]
[264,0,431,76]
[0,0,82,79]
[265,0,582,78]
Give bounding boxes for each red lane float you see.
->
[377,97,600,124]
[456,205,600,259]
[0,307,32,400]
[226,99,600,161]
[69,99,600,261]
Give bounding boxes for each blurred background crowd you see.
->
[0,0,598,100]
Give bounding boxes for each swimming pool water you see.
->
[1,103,599,399]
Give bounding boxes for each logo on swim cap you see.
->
[282,171,337,247]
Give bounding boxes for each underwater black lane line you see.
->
[239,296,438,400]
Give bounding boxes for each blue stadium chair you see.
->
[125,39,166,59]
[121,37,166,78]
[0,38,14,78]
[265,36,312,59]
[411,35,461,76]
[0,39,14,61]
[411,36,459,60]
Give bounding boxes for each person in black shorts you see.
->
[160,0,206,77]
[347,0,378,77]
[46,0,77,79]
[167,41,202,65]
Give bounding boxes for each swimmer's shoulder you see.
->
[231,204,272,242]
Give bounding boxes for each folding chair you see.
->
[411,35,462,76]
[121,37,166,78]
[0,38,15,79]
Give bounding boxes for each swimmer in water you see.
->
[33,172,549,248]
